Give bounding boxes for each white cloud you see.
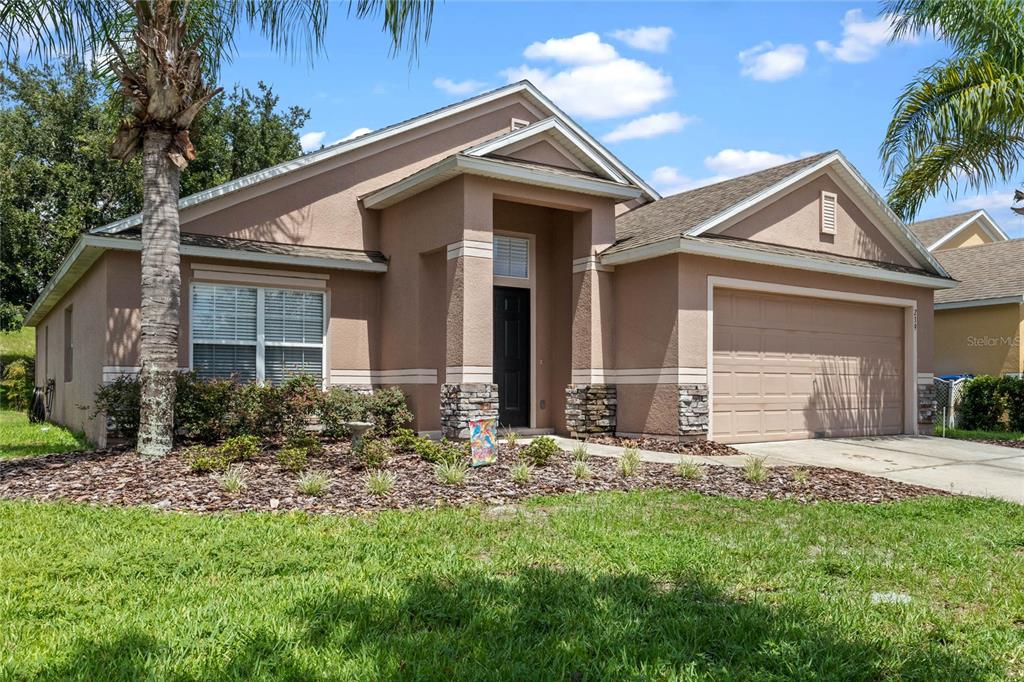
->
[738,42,807,81]
[602,112,695,143]
[299,131,326,152]
[433,77,488,96]
[816,8,917,63]
[523,32,618,64]
[337,127,373,144]
[650,149,807,195]
[608,26,674,53]
[704,149,798,176]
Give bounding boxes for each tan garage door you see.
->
[712,289,905,444]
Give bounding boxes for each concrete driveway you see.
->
[733,436,1023,504]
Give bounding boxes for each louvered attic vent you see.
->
[821,191,837,235]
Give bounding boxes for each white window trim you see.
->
[189,281,328,386]
[493,233,530,280]
[493,229,537,429]
[820,190,837,235]
[705,276,919,440]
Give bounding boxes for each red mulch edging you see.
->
[587,435,740,456]
[0,441,949,514]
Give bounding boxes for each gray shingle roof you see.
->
[607,151,836,255]
[908,210,978,247]
[934,239,1024,304]
[111,229,387,265]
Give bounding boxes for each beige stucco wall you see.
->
[34,256,107,444]
[934,303,1022,376]
[505,140,588,172]
[720,173,914,267]
[933,221,997,251]
[179,95,541,251]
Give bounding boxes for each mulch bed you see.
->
[966,438,1024,450]
[0,440,949,514]
[587,435,740,456]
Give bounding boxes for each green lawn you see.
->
[940,427,1024,443]
[0,326,33,365]
[1,494,1021,680]
[0,410,89,458]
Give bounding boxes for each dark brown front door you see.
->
[494,286,530,427]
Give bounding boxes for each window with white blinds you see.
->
[493,234,529,278]
[191,283,324,384]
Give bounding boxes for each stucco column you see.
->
[566,206,618,437]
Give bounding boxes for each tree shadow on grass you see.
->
[25,568,995,681]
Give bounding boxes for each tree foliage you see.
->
[881,0,1024,220]
[0,61,309,330]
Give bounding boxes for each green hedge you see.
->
[959,375,1024,432]
[93,374,413,443]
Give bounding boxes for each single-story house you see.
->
[909,210,1022,377]
[27,81,957,446]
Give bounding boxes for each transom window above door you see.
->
[191,283,324,384]
[493,234,529,278]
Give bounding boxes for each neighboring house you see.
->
[909,210,1022,378]
[27,81,955,446]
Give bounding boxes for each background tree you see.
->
[0,61,309,331]
[881,0,1024,220]
[1,0,434,457]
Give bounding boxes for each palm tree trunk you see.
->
[136,128,182,457]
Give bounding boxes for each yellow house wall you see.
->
[934,222,996,251]
[933,303,1021,376]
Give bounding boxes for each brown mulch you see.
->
[0,441,949,514]
[587,435,740,456]
[966,438,1024,450]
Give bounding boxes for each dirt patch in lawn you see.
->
[587,435,740,456]
[0,440,950,513]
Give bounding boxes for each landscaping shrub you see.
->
[365,387,413,436]
[92,376,141,439]
[219,434,261,462]
[523,436,559,466]
[279,375,321,436]
[674,459,705,480]
[511,461,531,484]
[618,448,640,477]
[296,470,331,496]
[183,446,230,474]
[317,387,367,438]
[364,469,397,497]
[276,446,308,472]
[216,465,248,493]
[353,437,392,470]
[173,375,239,442]
[743,456,769,483]
[286,432,324,457]
[434,458,468,485]
[1000,375,1024,432]
[389,427,420,452]
[571,461,592,480]
[0,358,32,411]
[959,375,1018,431]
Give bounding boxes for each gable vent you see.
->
[510,117,530,132]
[821,191,837,235]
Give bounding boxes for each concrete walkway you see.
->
[549,435,1023,504]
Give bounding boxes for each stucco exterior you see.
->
[934,303,1023,376]
[29,82,953,445]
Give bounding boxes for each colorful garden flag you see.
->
[469,418,497,467]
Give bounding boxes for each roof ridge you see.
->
[911,209,980,226]
[668,150,838,199]
[935,236,1024,253]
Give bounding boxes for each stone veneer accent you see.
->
[565,384,616,438]
[917,381,937,426]
[678,383,709,438]
[440,383,499,439]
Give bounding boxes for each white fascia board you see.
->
[25,233,386,326]
[91,82,545,235]
[601,236,958,289]
[928,210,1010,250]
[683,151,949,278]
[463,117,627,183]
[934,295,1024,310]
[363,154,643,209]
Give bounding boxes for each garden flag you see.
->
[469,418,497,467]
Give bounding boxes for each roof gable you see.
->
[911,210,1009,251]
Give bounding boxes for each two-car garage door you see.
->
[712,289,905,444]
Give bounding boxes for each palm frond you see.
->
[351,0,434,61]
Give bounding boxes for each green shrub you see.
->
[184,446,230,474]
[0,358,32,411]
[353,437,392,470]
[364,469,397,497]
[389,427,420,452]
[276,446,308,472]
[959,376,1006,431]
[365,387,413,436]
[286,432,324,457]
[674,459,705,480]
[523,436,559,466]
[618,448,640,477]
[219,434,261,462]
[92,376,141,439]
[317,387,367,438]
[279,375,322,436]
[296,470,331,496]
[412,436,466,464]
[743,456,769,484]
[434,458,468,485]
[1000,375,1024,432]
[174,375,239,442]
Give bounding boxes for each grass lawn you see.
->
[0,410,89,458]
[1,493,1021,680]
[0,326,33,365]
[940,427,1024,443]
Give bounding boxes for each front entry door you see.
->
[493,286,530,427]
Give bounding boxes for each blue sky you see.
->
[223,1,1024,239]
